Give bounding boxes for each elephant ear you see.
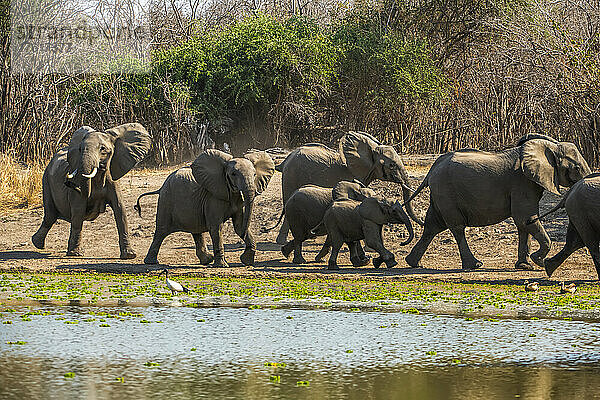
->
[520,139,560,195]
[105,123,152,180]
[357,196,388,225]
[244,151,275,195]
[67,126,95,169]
[333,181,363,201]
[191,149,233,200]
[339,132,379,183]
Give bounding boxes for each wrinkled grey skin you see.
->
[274,131,421,245]
[531,173,600,279]
[137,150,275,267]
[405,134,591,271]
[313,197,414,270]
[281,181,376,265]
[31,123,151,258]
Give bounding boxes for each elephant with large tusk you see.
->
[404,134,591,271]
[32,123,152,258]
[271,131,422,245]
[137,149,275,267]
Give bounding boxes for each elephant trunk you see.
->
[401,184,424,227]
[240,185,255,240]
[399,214,414,246]
[80,150,99,198]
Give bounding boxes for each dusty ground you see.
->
[0,155,597,284]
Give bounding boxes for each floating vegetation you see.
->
[426,350,437,356]
[264,362,286,368]
[197,319,205,322]
[99,324,110,327]
[191,348,197,351]
[115,377,125,383]
[286,316,293,319]
[296,381,310,387]
[144,361,160,367]
[249,305,261,310]
[3,320,11,324]
[63,372,75,379]
[345,350,353,353]
[6,341,26,345]
[269,375,281,383]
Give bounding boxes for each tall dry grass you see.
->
[0,153,44,214]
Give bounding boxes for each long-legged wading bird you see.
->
[161,269,190,295]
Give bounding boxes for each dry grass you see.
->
[0,153,44,215]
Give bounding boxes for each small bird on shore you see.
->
[161,269,190,295]
[559,281,576,294]
[524,280,539,292]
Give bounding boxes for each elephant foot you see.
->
[213,257,229,268]
[66,249,83,257]
[530,251,546,268]
[544,259,559,277]
[327,262,339,271]
[515,261,535,271]
[144,255,158,265]
[120,248,137,260]
[350,255,371,267]
[240,249,255,266]
[385,258,398,269]
[462,260,483,270]
[373,256,384,269]
[196,252,214,265]
[405,253,422,268]
[281,242,294,258]
[31,231,46,249]
[292,254,307,265]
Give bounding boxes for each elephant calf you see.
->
[32,123,151,258]
[137,149,274,267]
[313,197,414,270]
[531,173,600,279]
[281,180,375,265]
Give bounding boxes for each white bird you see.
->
[161,269,190,295]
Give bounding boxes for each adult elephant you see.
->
[32,123,151,258]
[404,134,591,270]
[274,131,421,245]
[137,150,275,267]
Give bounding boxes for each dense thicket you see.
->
[2,0,600,166]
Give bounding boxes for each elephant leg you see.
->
[276,217,290,245]
[209,223,228,267]
[144,230,168,265]
[405,205,446,268]
[349,241,370,267]
[364,223,396,268]
[570,221,600,279]
[315,237,331,262]
[449,226,482,270]
[66,216,84,257]
[233,212,255,266]
[292,239,307,265]
[522,219,551,268]
[514,226,535,270]
[32,178,57,249]
[193,233,214,265]
[327,234,343,270]
[544,222,583,277]
[109,186,136,259]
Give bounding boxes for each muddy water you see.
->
[1,306,600,399]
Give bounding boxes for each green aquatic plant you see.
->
[270,375,281,383]
[99,324,110,327]
[115,377,125,383]
[345,349,353,353]
[63,372,75,378]
[191,348,197,351]
[144,361,160,367]
[264,362,286,368]
[3,320,11,324]
[6,341,26,345]
[296,381,310,387]
[426,350,437,356]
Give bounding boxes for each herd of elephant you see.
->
[29,123,600,279]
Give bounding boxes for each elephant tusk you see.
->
[239,191,245,202]
[66,169,77,179]
[82,167,98,179]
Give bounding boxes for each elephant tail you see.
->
[261,210,285,233]
[527,190,570,225]
[134,189,161,217]
[310,221,327,236]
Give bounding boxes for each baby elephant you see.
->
[531,173,600,279]
[281,180,375,265]
[136,149,274,267]
[313,197,414,270]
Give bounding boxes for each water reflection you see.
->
[1,306,600,399]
